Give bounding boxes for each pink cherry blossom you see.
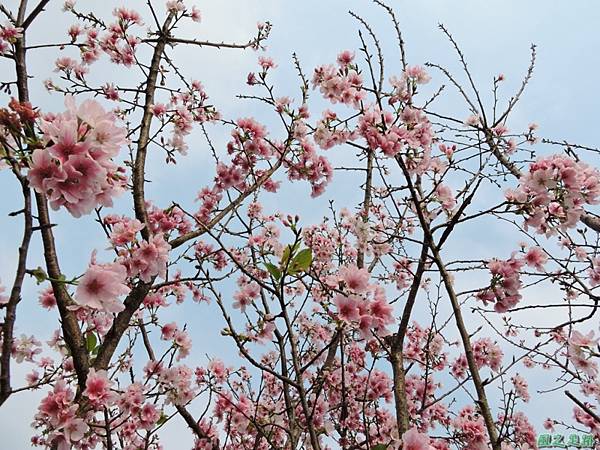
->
[402,427,432,450]
[38,286,57,309]
[570,330,599,347]
[126,234,170,282]
[339,265,370,293]
[84,368,116,406]
[12,334,42,363]
[508,154,600,235]
[190,6,201,22]
[435,183,456,211]
[161,322,178,340]
[523,246,547,270]
[233,282,260,312]
[62,417,88,443]
[405,65,431,84]
[334,294,360,322]
[75,260,130,313]
[28,97,128,217]
[0,23,23,55]
[512,374,530,402]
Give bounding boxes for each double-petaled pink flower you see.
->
[75,259,130,313]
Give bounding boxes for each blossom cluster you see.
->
[74,226,170,312]
[568,330,599,378]
[27,97,128,217]
[312,50,365,109]
[451,337,504,378]
[311,56,435,162]
[506,154,600,235]
[150,80,220,158]
[357,105,434,158]
[389,65,431,104]
[33,370,164,449]
[0,22,22,55]
[476,255,524,313]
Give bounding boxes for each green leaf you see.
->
[85,332,98,354]
[264,262,281,281]
[289,248,312,275]
[156,413,168,426]
[280,244,292,267]
[372,445,388,450]
[31,267,48,285]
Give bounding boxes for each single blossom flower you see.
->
[75,260,130,313]
[402,428,432,450]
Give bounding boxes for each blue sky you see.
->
[1,0,599,448]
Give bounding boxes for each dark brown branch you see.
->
[0,171,32,405]
[144,36,261,50]
[93,282,152,370]
[133,14,175,239]
[395,154,501,450]
[22,0,50,30]
[176,405,219,449]
[13,2,89,392]
[36,194,90,392]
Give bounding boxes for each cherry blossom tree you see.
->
[0,1,599,449]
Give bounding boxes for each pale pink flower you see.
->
[493,124,509,136]
[570,330,598,347]
[63,0,76,11]
[402,427,432,450]
[63,417,88,442]
[543,418,555,432]
[113,7,143,25]
[128,234,170,282]
[190,6,201,22]
[108,216,144,246]
[511,374,530,402]
[465,114,481,126]
[405,65,431,84]
[435,183,456,211]
[174,329,192,360]
[208,359,227,383]
[26,370,40,386]
[0,25,20,55]
[258,56,277,69]
[140,403,160,429]
[339,265,370,293]
[12,334,42,362]
[38,286,57,309]
[334,294,360,322]
[166,0,185,13]
[233,282,260,312]
[336,50,355,66]
[256,320,275,343]
[101,83,119,101]
[524,246,547,270]
[151,103,167,117]
[161,322,178,340]
[84,368,116,406]
[75,261,130,313]
[27,149,67,193]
